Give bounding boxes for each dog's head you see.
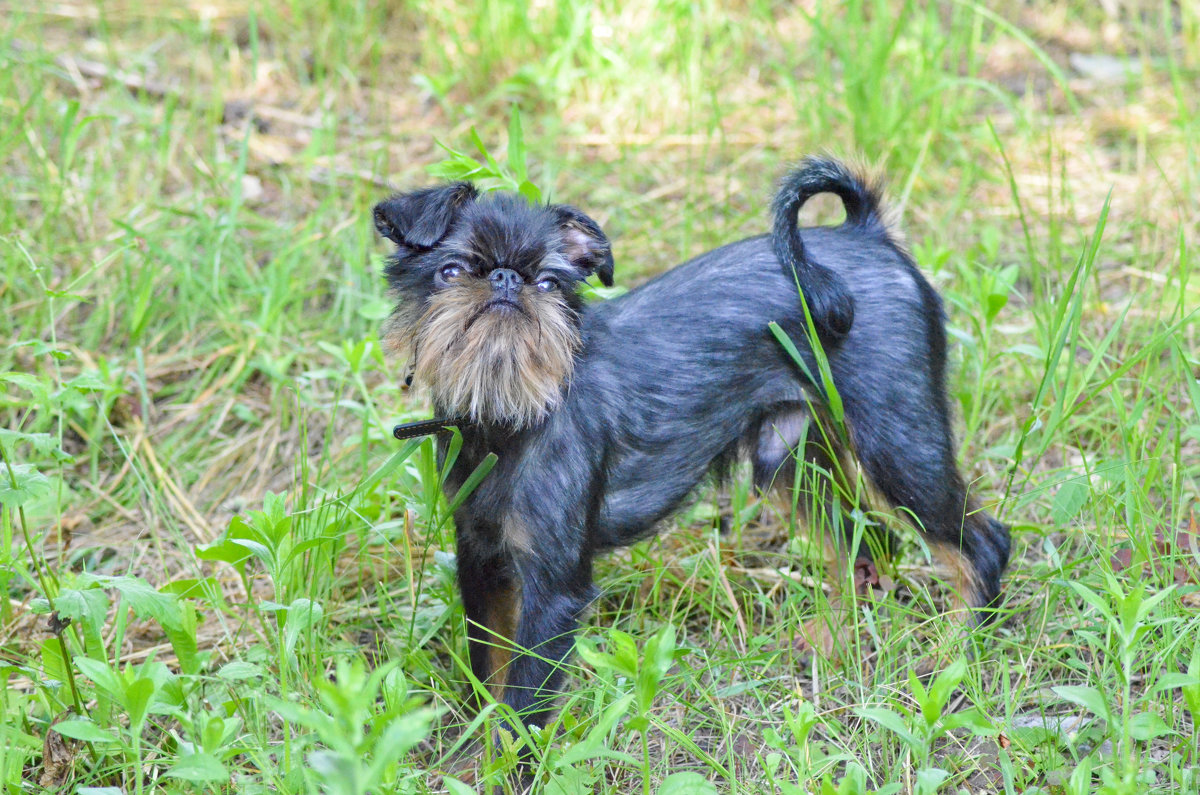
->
[374,184,614,427]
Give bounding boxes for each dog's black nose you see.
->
[489,268,523,294]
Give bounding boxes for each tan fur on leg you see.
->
[484,584,520,701]
[931,545,984,626]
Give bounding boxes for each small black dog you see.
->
[373,156,1009,733]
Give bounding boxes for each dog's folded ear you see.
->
[374,183,478,249]
[553,205,615,286]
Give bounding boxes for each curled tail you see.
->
[771,156,889,342]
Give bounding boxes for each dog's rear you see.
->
[760,158,1010,628]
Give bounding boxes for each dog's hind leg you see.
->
[841,390,1010,624]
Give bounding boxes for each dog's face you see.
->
[375,184,614,427]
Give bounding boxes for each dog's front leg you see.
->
[456,530,519,703]
[499,547,595,732]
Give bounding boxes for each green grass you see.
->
[2,1,1198,792]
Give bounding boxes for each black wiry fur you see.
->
[373,159,1011,743]
[771,155,879,341]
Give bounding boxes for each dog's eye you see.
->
[535,278,557,293]
[440,264,464,281]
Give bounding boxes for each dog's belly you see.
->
[594,454,716,546]
[588,376,810,548]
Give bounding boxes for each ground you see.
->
[1,1,1198,793]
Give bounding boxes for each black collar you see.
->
[392,417,457,440]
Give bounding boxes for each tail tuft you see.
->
[771,156,890,342]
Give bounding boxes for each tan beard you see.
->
[399,284,580,427]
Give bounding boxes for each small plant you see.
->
[763,700,863,791]
[1054,574,1178,780]
[856,657,992,790]
[427,108,542,202]
[269,658,435,795]
[572,624,681,794]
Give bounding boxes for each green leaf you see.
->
[227,538,273,566]
[1066,581,1115,626]
[821,762,869,795]
[1050,479,1089,525]
[546,765,602,795]
[1155,672,1200,691]
[984,264,1019,320]
[74,658,123,699]
[0,463,51,507]
[1127,711,1172,741]
[0,372,50,401]
[657,771,719,795]
[914,767,949,795]
[282,535,338,569]
[216,661,265,681]
[444,778,476,795]
[1006,343,1045,359]
[282,597,324,659]
[574,637,614,673]
[357,297,392,321]
[374,707,436,760]
[517,179,542,203]
[1131,583,1175,625]
[1065,757,1093,795]
[768,321,818,392]
[427,155,487,182]
[1052,685,1112,722]
[855,706,921,753]
[470,127,503,178]
[51,718,116,743]
[609,630,639,678]
[162,601,201,676]
[123,676,156,728]
[39,638,69,684]
[555,694,635,766]
[436,430,461,493]
[196,538,251,566]
[267,698,311,727]
[923,657,967,724]
[646,624,677,679]
[942,707,994,735]
[507,107,527,182]
[443,452,498,517]
[638,624,676,712]
[0,429,69,460]
[167,752,229,782]
[54,587,110,643]
[85,574,183,630]
[65,372,111,393]
[159,577,222,602]
[783,701,819,744]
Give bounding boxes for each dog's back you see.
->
[579,219,917,546]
